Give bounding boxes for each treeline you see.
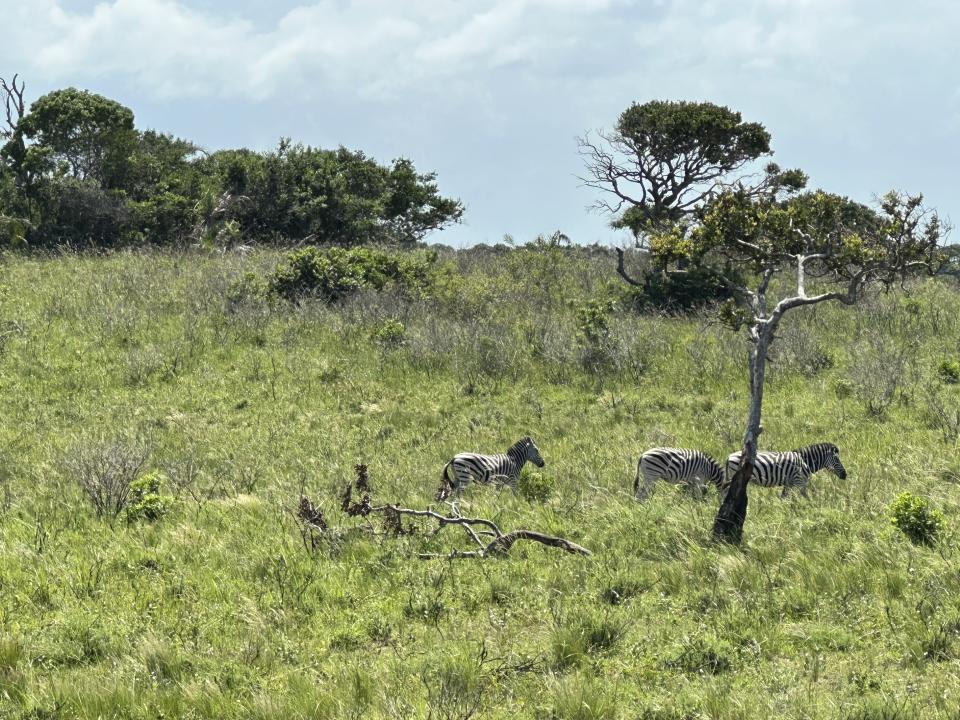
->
[0,79,463,248]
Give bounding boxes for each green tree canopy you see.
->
[19,87,137,188]
[579,100,773,236]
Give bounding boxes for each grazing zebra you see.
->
[723,442,847,499]
[437,436,545,499]
[634,447,725,500]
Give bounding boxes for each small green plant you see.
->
[126,471,174,523]
[550,613,626,670]
[832,378,854,400]
[518,467,554,502]
[889,492,945,546]
[372,318,406,347]
[66,441,150,521]
[663,637,734,675]
[937,359,960,384]
[544,675,618,720]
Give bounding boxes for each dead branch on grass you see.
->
[296,464,591,559]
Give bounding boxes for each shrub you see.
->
[267,246,438,302]
[126,471,174,523]
[889,492,945,546]
[518,468,554,502]
[66,441,150,521]
[938,359,960,384]
[372,318,406,347]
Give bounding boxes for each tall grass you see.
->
[0,245,959,718]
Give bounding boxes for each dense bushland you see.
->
[2,244,960,717]
[0,83,463,248]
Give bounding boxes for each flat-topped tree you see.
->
[582,100,946,543]
[578,100,772,283]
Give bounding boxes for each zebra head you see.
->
[823,443,847,479]
[512,436,545,467]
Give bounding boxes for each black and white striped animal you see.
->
[634,447,725,500]
[438,436,545,498]
[723,442,847,499]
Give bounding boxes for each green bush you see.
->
[889,492,945,546]
[126,472,174,523]
[372,319,406,347]
[267,246,438,302]
[938,359,960,384]
[518,468,555,502]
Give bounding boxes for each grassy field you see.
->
[2,245,960,719]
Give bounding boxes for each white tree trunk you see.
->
[713,322,772,542]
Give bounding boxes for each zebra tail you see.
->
[632,458,641,497]
[436,460,454,501]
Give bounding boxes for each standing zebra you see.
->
[437,436,545,499]
[634,447,725,500]
[723,442,847,499]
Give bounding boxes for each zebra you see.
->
[634,447,725,501]
[437,436,545,499]
[722,442,847,499]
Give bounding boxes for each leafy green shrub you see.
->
[126,471,174,523]
[889,492,945,546]
[372,318,406,347]
[938,359,960,384]
[268,246,438,302]
[518,467,555,502]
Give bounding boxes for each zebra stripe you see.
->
[439,436,545,497]
[634,447,724,500]
[723,442,846,499]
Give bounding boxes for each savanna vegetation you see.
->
[2,243,960,718]
[0,77,463,249]
[3,78,960,718]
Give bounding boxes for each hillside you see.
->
[1,245,960,719]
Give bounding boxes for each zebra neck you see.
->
[798,446,825,471]
[506,448,526,467]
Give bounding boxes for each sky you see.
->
[2,0,958,247]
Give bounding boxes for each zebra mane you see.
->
[508,437,531,455]
[796,442,839,454]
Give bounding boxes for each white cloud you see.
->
[1,0,633,101]
[1,0,957,243]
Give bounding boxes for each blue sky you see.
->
[2,0,958,246]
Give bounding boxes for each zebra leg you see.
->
[451,462,473,496]
[690,478,707,501]
[636,472,656,501]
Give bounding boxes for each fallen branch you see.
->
[295,464,592,560]
[376,504,592,558]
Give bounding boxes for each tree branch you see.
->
[615,247,645,287]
